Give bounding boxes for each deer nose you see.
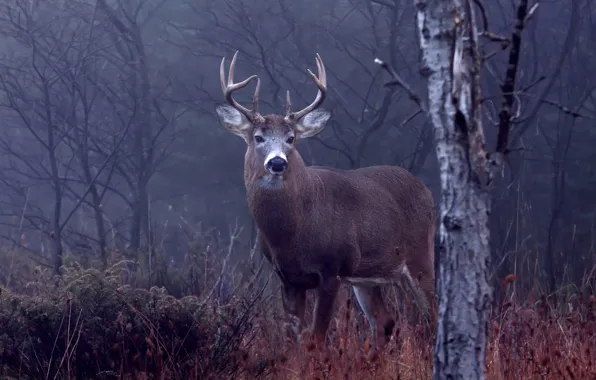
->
[266,156,288,173]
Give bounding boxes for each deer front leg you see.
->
[302,275,341,347]
[281,282,306,343]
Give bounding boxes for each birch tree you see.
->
[414,1,492,376]
[411,0,529,378]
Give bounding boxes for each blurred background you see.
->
[0,0,592,302]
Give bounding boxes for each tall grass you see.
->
[0,225,595,379]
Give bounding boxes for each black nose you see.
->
[267,156,288,173]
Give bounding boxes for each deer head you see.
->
[215,51,330,182]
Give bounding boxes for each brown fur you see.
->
[244,115,436,346]
[216,53,437,353]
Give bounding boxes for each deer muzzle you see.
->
[265,152,288,174]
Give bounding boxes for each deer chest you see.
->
[259,227,347,289]
[270,251,321,289]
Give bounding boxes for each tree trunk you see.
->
[90,185,108,266]
[43,82,64,275]
[76,125,109,266]
[414,0,492,378]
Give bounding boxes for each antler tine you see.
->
[285,90,292,115]
[219,57,227,94]
[253,77,261,115]
[316,53,327,88]
[219,51,261,120]
[286,53,328,121]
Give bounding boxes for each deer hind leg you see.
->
[281,283,306,343]
[400,265,436,341]
[352,285,395,355]
[417,274,437,340]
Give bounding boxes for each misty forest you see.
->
[0,0,595,379]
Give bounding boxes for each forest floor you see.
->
[0,255,595,379]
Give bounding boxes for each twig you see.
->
[524,3,540,26]
[519,75,546,93]
[370,0,395,9]
[200,221,242,307]
[53,308,84,380]
[400,109,423,127]
[481,31,510,44]
[475,0,509,44]
[373,58,428,114]
[483,44,511,61]
[473,0,489,32]
[541,99,590,119]
[249,229,260,264]
[510,1,578,143]
[45,302,68,379]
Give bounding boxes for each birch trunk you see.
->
[414,0,493,378]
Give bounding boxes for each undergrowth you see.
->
[0,263,260,379]
[0,246,595,379]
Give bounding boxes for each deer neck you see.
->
[244,151,315,247]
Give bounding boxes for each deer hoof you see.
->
[299,328,324,350]
[366,347,379,361]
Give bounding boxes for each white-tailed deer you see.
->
[215,51,437,354]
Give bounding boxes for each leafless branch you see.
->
[370,0,395,9]
[373,58,428,114]
[400,109,424,128]
[201,221,242,307]
[541,99,591,119]
[495,0,529,154]
[510,1,579,143]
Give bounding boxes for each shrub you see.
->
[0,264,257,379]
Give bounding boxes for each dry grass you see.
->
[241,289,596,380]
[2,274,596,379]
[1,241,595,379]
[243,291,435,380]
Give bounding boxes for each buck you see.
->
[215,51,437,354]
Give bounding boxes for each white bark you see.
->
[414,0,493,379]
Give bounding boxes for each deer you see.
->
[214,51,437,356]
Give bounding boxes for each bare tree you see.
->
[95,0,181,256]
[0,0,136,271]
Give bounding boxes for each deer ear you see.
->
[215,105,252,141]
[295,109,330,138]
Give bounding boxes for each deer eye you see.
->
[286,136,295,144]
[254,135,264,143]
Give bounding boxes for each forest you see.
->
[0,0,595,379]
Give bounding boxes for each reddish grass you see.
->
[15,290,589,379]
[234,290,596,380]
[2,248,595,379]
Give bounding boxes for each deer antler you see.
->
[285,53,327,121]
[220,51,264,122]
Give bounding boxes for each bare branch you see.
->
[373,57,428,113]
[370,0,395,9]
[495,0,529,154]
[540,99,591,119]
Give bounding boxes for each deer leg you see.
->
[303,276,341,347]
[417,274,437,340]
[399,265,436,343]
[352,286,377,341]
[352,285,395,356]
[281,282,306,343]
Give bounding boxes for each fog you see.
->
[0,0,592,298]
